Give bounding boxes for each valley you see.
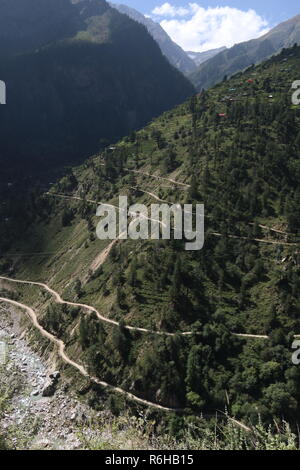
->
[0,0,194,181]
[0,304,100,450]
[1,45,300,424]
[1,0,300,452]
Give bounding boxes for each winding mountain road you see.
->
[0,295,266,429]
[46,192,297,247]
[124,167,191,188]
[0,296,183,412]
[2,275,300,342]
[0,276,192,337]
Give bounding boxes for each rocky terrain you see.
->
[0,306,103,450]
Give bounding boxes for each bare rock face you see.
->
[49,371,60,381]
[42,379,56,397]
[42,371,60,397]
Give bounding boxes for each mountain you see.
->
[190,14,300,90]
[2,45,300,429]
[112,3,196,75]
[0,0,80,56]
[0,0,194,180]
[186,47,227,67]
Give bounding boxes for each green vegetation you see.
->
[1,45,300,444]
[0,0,194,181]
[189,15,300,91]
[113,3,197,75]
[79,412,297,451]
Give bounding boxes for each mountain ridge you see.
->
[190,13,300,90]
[111,3,197,75]
[2,44,300,422]
[0,0,194,180]
[186,47,227,67]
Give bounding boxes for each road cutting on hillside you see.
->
[0,296,184,413]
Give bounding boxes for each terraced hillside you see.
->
[1,45,300,424]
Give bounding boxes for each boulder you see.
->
[42,371,60,397]
[42,378,56,397]
[49,371,60,380]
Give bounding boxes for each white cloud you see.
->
[152,2,190,18]
[151,3,270,52]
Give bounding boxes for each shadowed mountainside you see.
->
[111,3,196,75]
[0,0,194,180]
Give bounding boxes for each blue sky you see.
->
[116,1,300,51]
[121,1,299,23]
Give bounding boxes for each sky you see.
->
[116,1,300,52]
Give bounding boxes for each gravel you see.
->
[0,307,102,450]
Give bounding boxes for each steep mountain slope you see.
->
[0,0,194,180]
[1,45,300,425]
[186,47,227,67]
[0,0,80,56]
[190,14,300,91]
[111,3,196,75]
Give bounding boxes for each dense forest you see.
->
[1,44,300,436]
[0,0,194,182]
